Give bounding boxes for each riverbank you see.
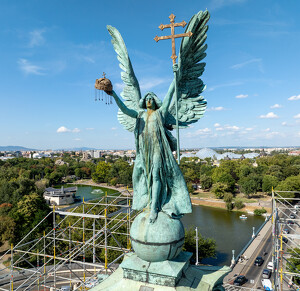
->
[71,179,272,214]
[190,197,271,214]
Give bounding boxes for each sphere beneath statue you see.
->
[130,211,185,262]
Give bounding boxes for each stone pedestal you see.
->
[121,252,192,287]
[90,252,231,291]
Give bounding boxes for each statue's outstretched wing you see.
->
[107,25,141,132]
[165,10,209,129]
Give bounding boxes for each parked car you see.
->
[262,269,272,279]
[60,287,71,291]
[267,261,274,271]
[233,275,247,286]
[254,256,264,266]
[287,220,294,225]
[282,236,288,244]
[261,279,273,290]
[290,213,296,219]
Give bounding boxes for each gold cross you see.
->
[102,72,106,78]
[154,14,192,64]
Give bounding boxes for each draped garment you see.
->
[132,109,192,218]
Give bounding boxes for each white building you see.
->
[43,186,77,206]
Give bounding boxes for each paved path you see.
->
[224,218,272,284]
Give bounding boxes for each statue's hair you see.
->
[139,92,162,109]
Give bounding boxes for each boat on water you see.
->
[239,214,248,220]
[91,189,104,195]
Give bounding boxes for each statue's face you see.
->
[146,95,156,110]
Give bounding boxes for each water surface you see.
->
[181,205,264,266]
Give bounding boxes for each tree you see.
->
[239,174,262,197]
[211,182,229,199]
[92,161,111,183]
[287,247,300,285]
[262,175,279,193]
[183,227,216,263]
[276,175,300,199]
[0,216,15,244]
[200,174,212,190]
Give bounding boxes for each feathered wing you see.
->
[165,10,209,129]
[107,25,141,132]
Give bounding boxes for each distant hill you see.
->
[0,146,39,151]
[55,147,99,151]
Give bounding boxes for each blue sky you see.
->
[0,0,300,150]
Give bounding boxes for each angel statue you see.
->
[105,11,209,223]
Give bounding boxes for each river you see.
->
[182,205,265,266]
[65,185,265,267]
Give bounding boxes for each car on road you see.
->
[267,261,273,271]
[60,287,71,291]
[282,236,288,244]
[254,256,264,266]
[261,278,273,290]
[283,228,290,234]
[287,220,294,225]
[233,275,247,286]
[290,213,296,219]
[262,269,272,279]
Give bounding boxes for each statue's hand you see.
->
[105,90,113,96]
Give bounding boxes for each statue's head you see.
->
[139,92,162,110]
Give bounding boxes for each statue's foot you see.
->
[149,210,158,223]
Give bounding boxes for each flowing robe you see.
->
[132,109,192,219]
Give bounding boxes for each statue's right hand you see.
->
[104,90,113,96]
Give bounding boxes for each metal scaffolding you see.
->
[0,189,138,290]
[271,190,300,291]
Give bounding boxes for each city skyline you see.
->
[1,0,300,149]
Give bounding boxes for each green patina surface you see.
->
[106,10,209,225]
[130,211,184,262]
[91,253,230,291]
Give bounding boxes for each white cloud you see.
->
[270,104,282,108]
[208,81,243,92]
[216,127,224,131]
[288,95,300,101]
[186,128,211,137]
[230,58,263,70]
[225,125,240,130]
[294,113,300,119]
[86,128,94,131]
[263,128,271,132]
[214,123,221,127]
[114,83,125,91]
[210,106,226,111]
[259,112,279,119]
[74,138,81,141]
[139,78,170,91]
[57,126,81,133]
[57,126,70,133]
[111,127,117,130]
[18,59,45,75]
[282,122,287,126]
[236,94,248,99]
[29,29,46,47]
[245,127,253,131]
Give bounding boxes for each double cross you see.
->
[154,14,192,64]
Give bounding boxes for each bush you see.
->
[223,193,233,203]
[254,208,267,216]
[187,182,194,194]
[226,202,234,211]
[234,199,245,210]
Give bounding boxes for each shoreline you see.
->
[71,179,271,215]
